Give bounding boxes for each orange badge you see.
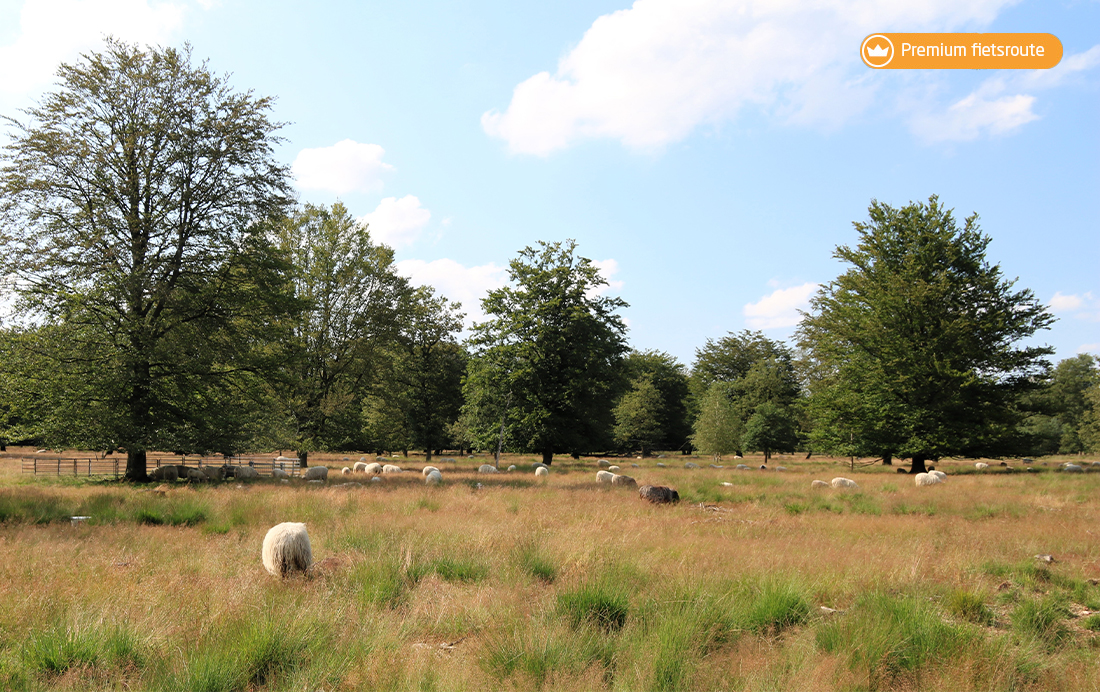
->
[862,33,1062,69]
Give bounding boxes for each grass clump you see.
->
[21,618,144,680]
[740,580,811,635]
[514,540,558,583]
[1012,596,1070,647]
[558,580,630,632]
[947,589,995,626]
[415,555,489,583]
[481,621,615,689]
[1082,614,1100,632]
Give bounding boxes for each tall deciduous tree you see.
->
[0,40,295,479]
[619,350,692,453]
[276,202,411,464]
[463,240,628,464]
[796,197,1054,473]
[691,381,740,461]
[613,375,665,457]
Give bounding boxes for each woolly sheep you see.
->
[811,480,830,489]
[370,476,381,483]
[608,465,620,472]
[1063,463,1084,473]
[611,474,637,487]
[639,485,679,504]
[709,464,723,469]
[236,466,260,480]
[684,462,699,469]
[425,469,442,485]
[631,463,640,468]
[775,466,787,472]
[262,522,312,577]
[596,470,615,483]
[186,468,206,481]
[382,464,403,474]
[365,462,382,475]
[914,472,941,487]
[735,464,750,470]
[830,477,858,489]
[149,465,178,482]
[478,464,499,474]
[302,466,328,481]
[974,462,989,471]
[353,461,369,473]
[532,462,548,470]
[535,466,549,477]
[656,463,666,468]
[508,465,517,471]
[598,459,611,468]
[272,468,290,480]
[341,467,351,475]
[202,465,226,480]
[929,470,947,481]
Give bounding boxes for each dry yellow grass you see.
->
[1,450,1099,690]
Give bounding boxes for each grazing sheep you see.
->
[149,465,178,482]
[365,462,382,475]
[639,485,680,504]
[684,462,699,469]
[759,465,767,470]
[272,469,290,480]
[631,463,640,468]
[656,463,666,468]
[202,465,226,481]
[608,465,620,472]
[830,477,858,489]
[929,470,947,481]
[262,522,312,577]
[237,466,261,480]
[425,470,442,485]
[596,470,615,483]
[811,480,830,489]
[598,459,611,468]
[775,466,787,472]
[186,468,206,481]
[709,464,723,469]
[302,466,328,481]
[532,462,548,470]
[914,472,941,487]
[341,467,351,475]
[478,464,499,474]
[735,464,750,470]
[1063,463,1084,473]
[353,461,369,473]
[370,476,381,483]
[382,464,403,474]
[508,465,517,471]
[611,474,637,487]
[975,462,989,471]
[535,466,549,477]
[422,466,440,477]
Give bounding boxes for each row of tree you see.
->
[1,41,1097,480]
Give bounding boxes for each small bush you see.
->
[558,581,630,632]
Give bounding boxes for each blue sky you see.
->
[1,0,1097,367]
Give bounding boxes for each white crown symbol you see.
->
[866,44,889,58]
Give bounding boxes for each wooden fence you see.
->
[21,455,302,478]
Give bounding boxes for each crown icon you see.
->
[866,44,889,58]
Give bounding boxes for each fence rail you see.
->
[21,455,301,478]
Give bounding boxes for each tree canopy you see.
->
[796,196,1054,472]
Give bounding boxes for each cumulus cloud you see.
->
[1050,291,1085,312]
[1077,343,1100,355]
[292,140,393,195]
[589,258,624,296]
[359,195,431,249]
[909,87,1038,143]
[395,258,508,327]
[482,0,1020,154]
[0,0,187,99]
[743,282,818,330]
[1049,291,1100,322]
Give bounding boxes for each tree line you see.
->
[1,41,1097,480]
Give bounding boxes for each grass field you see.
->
[1,449,1099,691]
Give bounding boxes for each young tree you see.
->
[619,350,692,453]
[0,40,295,479]
[796,197,1054,473]
[742,401,800,462]
[613,375,665,457]
[691,381,740,461]
[463,240,628,464]
[276,202,411,464]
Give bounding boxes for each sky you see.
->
[1,0,1097,368]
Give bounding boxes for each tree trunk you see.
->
[909,454,928,474]
[125,449,148,481]
[805,451,812,459]
[882,453,892,466]
[403,449,408,457]
[425,449,432,462]
[542,450,553,465]
[297,450,309,468]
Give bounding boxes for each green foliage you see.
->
[691,381,741,460]
[742,400,800,461]
[947,590,995,626]
[618,350,692,452]
[21,619,144,678]
[557,579,631,632]
[513,540,558,583]
[463,240,628,462]
[480,621,615,689]
[613,375,666,456]
[1012,597,1070,647]
[740,580,811,635]
[797,196,1054,470]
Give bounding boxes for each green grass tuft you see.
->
[558,580,630,632]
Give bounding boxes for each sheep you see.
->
[598,459,611,468]
[611,474,637,487]
[914,472,941,487]
[365,462,382,475]
[149,465,178,482]
[478,464,499,474]
[425,469,442,485]
[532,462,548,470]
[382,464,403,474]
[830,477,858,489]
[1063,463,1084,473]
[262,522,312,577]
[974,462,989,471]
[639,485,680,504]
[353,461,369,473]
[684,462,699,469]
[341,467,351,475]
[631,463,640,468]
[775,466,787,472]
[710,464,724,469]
[370,476,381,483]
[535,466,549,477]
[656,463,666,468]
[608,465,620,472]
[508,465,517,471]
[272,468,290,480]
[735,464,750,470]
[237,466,262,480]
[596,470,615,483]
[302,466,328,481]
[186,468,206,481]
[929,470,947,481]
[811,480,830,489]
[422,465,440,477]
[202,465,226,481]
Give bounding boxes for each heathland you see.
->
[2,450,1100,691]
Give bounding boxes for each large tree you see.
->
[796,197,1054,473]
[616,350,692,454]
[0,40,295,479]
[463,240,628,464]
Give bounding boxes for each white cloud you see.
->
[743,282,818,329]
[482,0,1020,155]
[1077,343,1100,356]
[1050,291,1085,313]
[292,140,393,195]
[589,258,624,296]
[359,195,431,249]
[1020,44,1100,90]
[0,0,187,99]
[1049,291,1100,322]
[395,258,508,327]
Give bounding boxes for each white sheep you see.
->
[914,472,941,487]
[272,469,290,480]
[425,469,442,485]
[478,464,499,474]
[974,462,989,471]
[262,522,312,577]
[365,462,382,475]
[508,464,517,471]
[811,480,830,489]
[656,462,666,468]
[532,462,548,470]
[608,465,620,472]
[929,470,947,481]
[370,476,381,483]
[596,470,615,483]
[149,466,178,482]
[631,463,640,468]
[186,468,206,481]
[353,461,369,473]
[598,459,611,468]
[382,464,403,474]
[236,466,260,480]
[1063,463,1084,473]
[611,474,637,487]
[422,465,440,477]
[684,462,699,469]
[302,466,328,481]
[830,477,858,489]
[535,466,549,477]
[341,467,351,475]
[735,464,750,470]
